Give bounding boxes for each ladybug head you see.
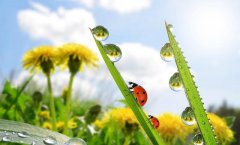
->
[148,115,153,119]
[129,81,138,88]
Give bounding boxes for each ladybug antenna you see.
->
[129,81,138,88]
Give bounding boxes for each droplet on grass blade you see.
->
[169,72,183,91]
[160,43,174,62]
[17,131,30,138]
[193,133,204,145]
[64,138,86,145]
[181,107,196,126]
[2,136,11,142]
[103,44,122,62]
[43,136,57,145]
[92,25,109,41]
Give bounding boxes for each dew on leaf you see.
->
[64,138,86,145]
[43,136,57,145]
[92,25,109,41]
[181,107,196,126]
[17,131,30,138]
[2,136,11,142]
[103,44,122,62]
[193,133,204,145]
[160,43,174,62]
[169,72,183,91]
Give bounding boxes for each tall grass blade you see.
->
[165,22,217,145]
[90,29,166,145]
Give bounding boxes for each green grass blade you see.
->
[165,23,217,145]
[90,29,166,145]
[0,119,69,144]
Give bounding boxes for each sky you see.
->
[0,0,240,115]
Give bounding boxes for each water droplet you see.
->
[181,107,196,126]
[193,133,204,145]
[3,131,10,136]
[64,138,87,145]
[18,131,30,138]
[43,136,57,145]
[92,25,109,41]
[160,43,174,62]
[169,72,183,91]
[2,136,11,142]
[103,44,122,62]
[32,141,36,145]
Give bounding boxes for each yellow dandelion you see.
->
[157,113,194,143]
[56,119,77,131]
[22,46,56,74]
[56,121,65,130]
[68,118,78,129]
[94,107,138,129]
[43,122,52,130]
[57,43,99,74]
[208,113,234,144]
[39,111,50,120]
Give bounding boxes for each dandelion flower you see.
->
[208,113,234,144]
[56,121,64,130]
[43,122,52,130]
[23,45,57,131]
[22,46,56,74]
[57,43,98,134]
[57,43,99,75]
[157,113,194,143]
[39,111,50,120]
[68,118,78,129]
[94,107,138,129]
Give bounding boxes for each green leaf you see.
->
[2,81,17,101]
[224,116,236,128]
[165,22,217,145]
[0,119,69,144]
[90,29,166,145]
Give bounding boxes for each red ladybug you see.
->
[128,82,148,106]
[148,115,160,129]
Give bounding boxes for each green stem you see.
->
[123,135,131,145]
[46,74,57,131]
[63,73,75,135]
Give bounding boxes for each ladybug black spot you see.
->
[143,91,146,94]
[141,100,145,103]
[136,92,139,94]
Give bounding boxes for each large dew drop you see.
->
[193,133,204,145]
[103,44,122,62]
[92,25,109,41]
[181,107,196,126]
[43,136,57,145]
[17,131,30,138]
[160,43,174,62]
[169,72,183,91]
[64,138,86,145]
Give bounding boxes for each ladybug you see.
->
[148,115,160,129]
[128,82,148,106]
